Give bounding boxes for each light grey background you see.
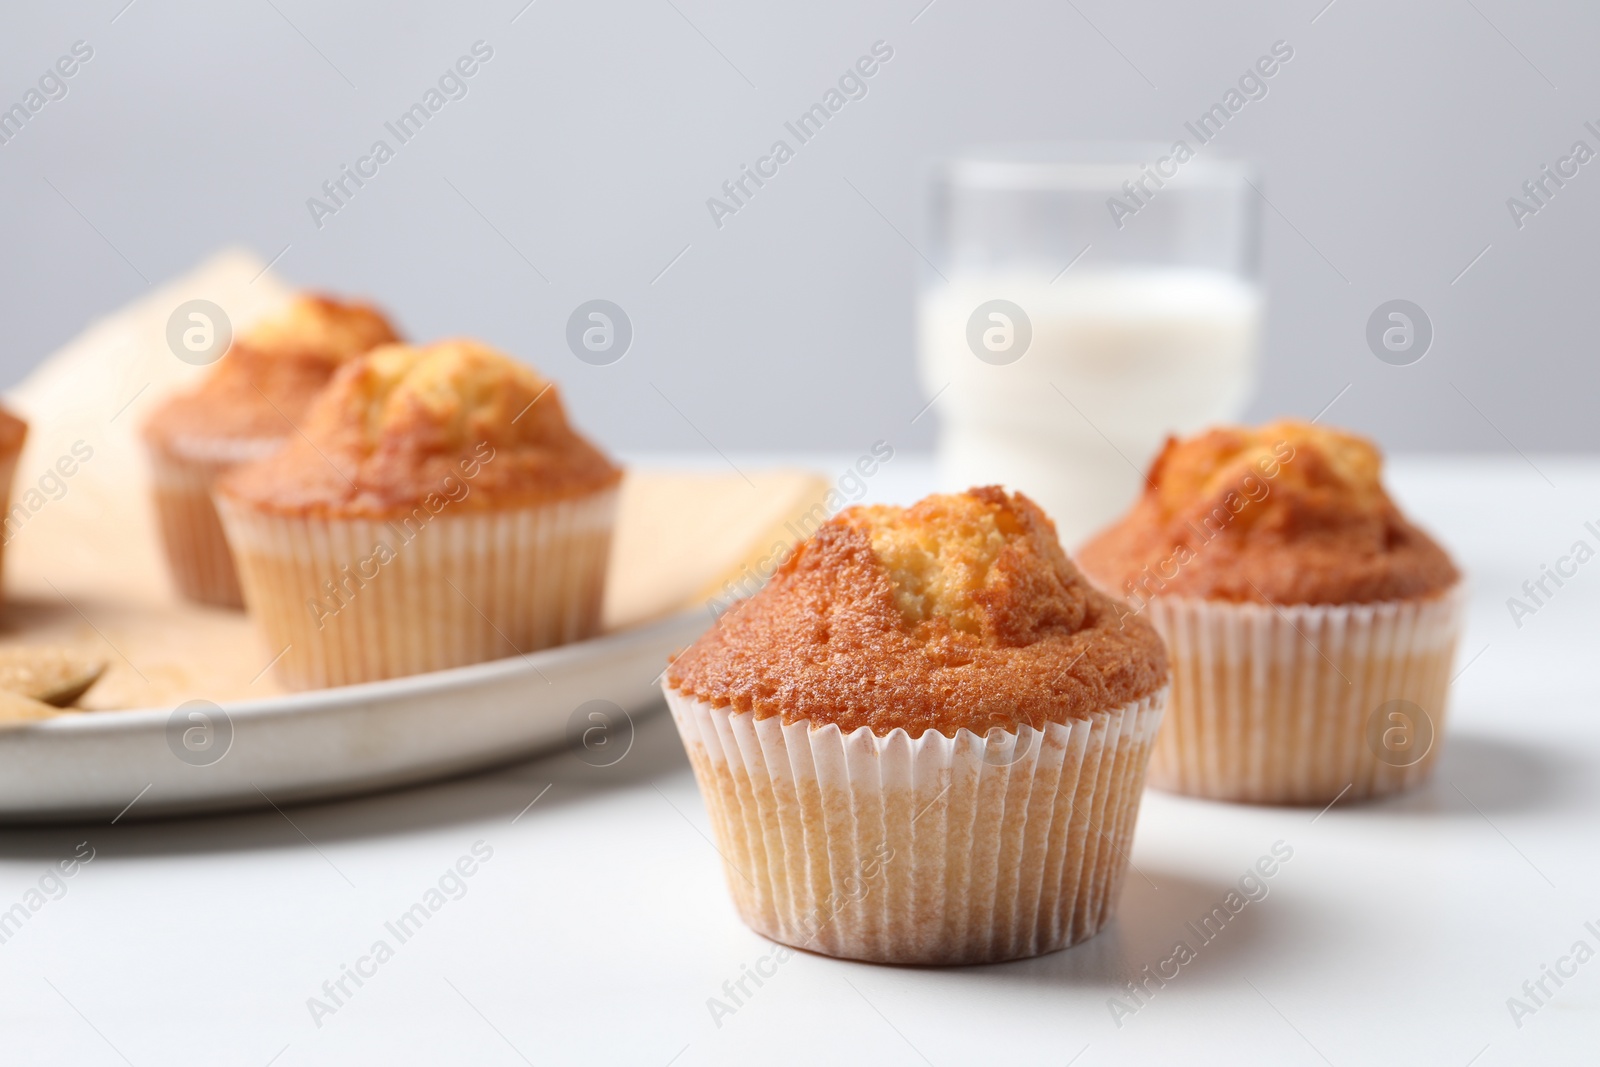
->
[1,0,1593,455]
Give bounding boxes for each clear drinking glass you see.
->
[919,143,1263,547]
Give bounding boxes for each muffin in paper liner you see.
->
[1143,585,1464,805]
[664,687,1167,965]
[215,338,623,689]
[219,490,616,690]
[1078,420,1466,805]
[664,487,1169,965]
[148,440,278,609]
[142,295,402,608]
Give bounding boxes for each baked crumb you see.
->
[668,487,1168,737]
[1078,419,1460,604]
[217,339,621,517]
[144,294,401,453]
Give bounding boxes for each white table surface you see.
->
[2,454,1595,1066]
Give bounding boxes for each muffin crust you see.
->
[217,339,622,517]
[667,487,1168,738]
[0,407,27,458]
[1077,420,1460,605]
[144,295,400,457]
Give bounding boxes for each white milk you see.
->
[918,269,1261,548]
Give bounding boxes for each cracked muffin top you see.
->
[667,486,1168,738]
[217,339,621,518]
[1077,419,1460,605]
[144,294,401,460]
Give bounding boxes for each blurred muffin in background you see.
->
[0,408,27,601]
[665,487,1168,965]
[216,339,622,689]
[1077,419,1463,804]
[143,295,400,607]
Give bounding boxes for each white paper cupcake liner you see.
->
[219,490,616,689]
[664,686,1167,965]
[148,448,249,608]
[1144,586,1464,804]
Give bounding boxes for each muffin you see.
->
[214,339,622,689]
[0,407,28,597]
[1077,419,1463,805]
[664,487,1169,965]
[143,295,401,607]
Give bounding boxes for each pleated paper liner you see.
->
[664,687,1167,965]
[0,449,21,601]
[148,448,251,608]
[1143,586,1464,804]
[218,489,617,689]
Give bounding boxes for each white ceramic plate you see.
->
[0,610,707,823]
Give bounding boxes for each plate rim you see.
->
[13,606,708,737]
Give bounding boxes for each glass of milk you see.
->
[919,144,1262,547]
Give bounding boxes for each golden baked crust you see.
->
[667,487,1168,738]
[216,339,622,517]
[0,406,27,458]
[1077,419,1460,605]
[143,295,401,456]
[234,295,398,362]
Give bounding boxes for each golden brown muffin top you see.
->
[143,295,401,455]
[217,339,622,517]
[237,295,399,360]
[1077,419,1460,605]
[667,487,1169,738]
